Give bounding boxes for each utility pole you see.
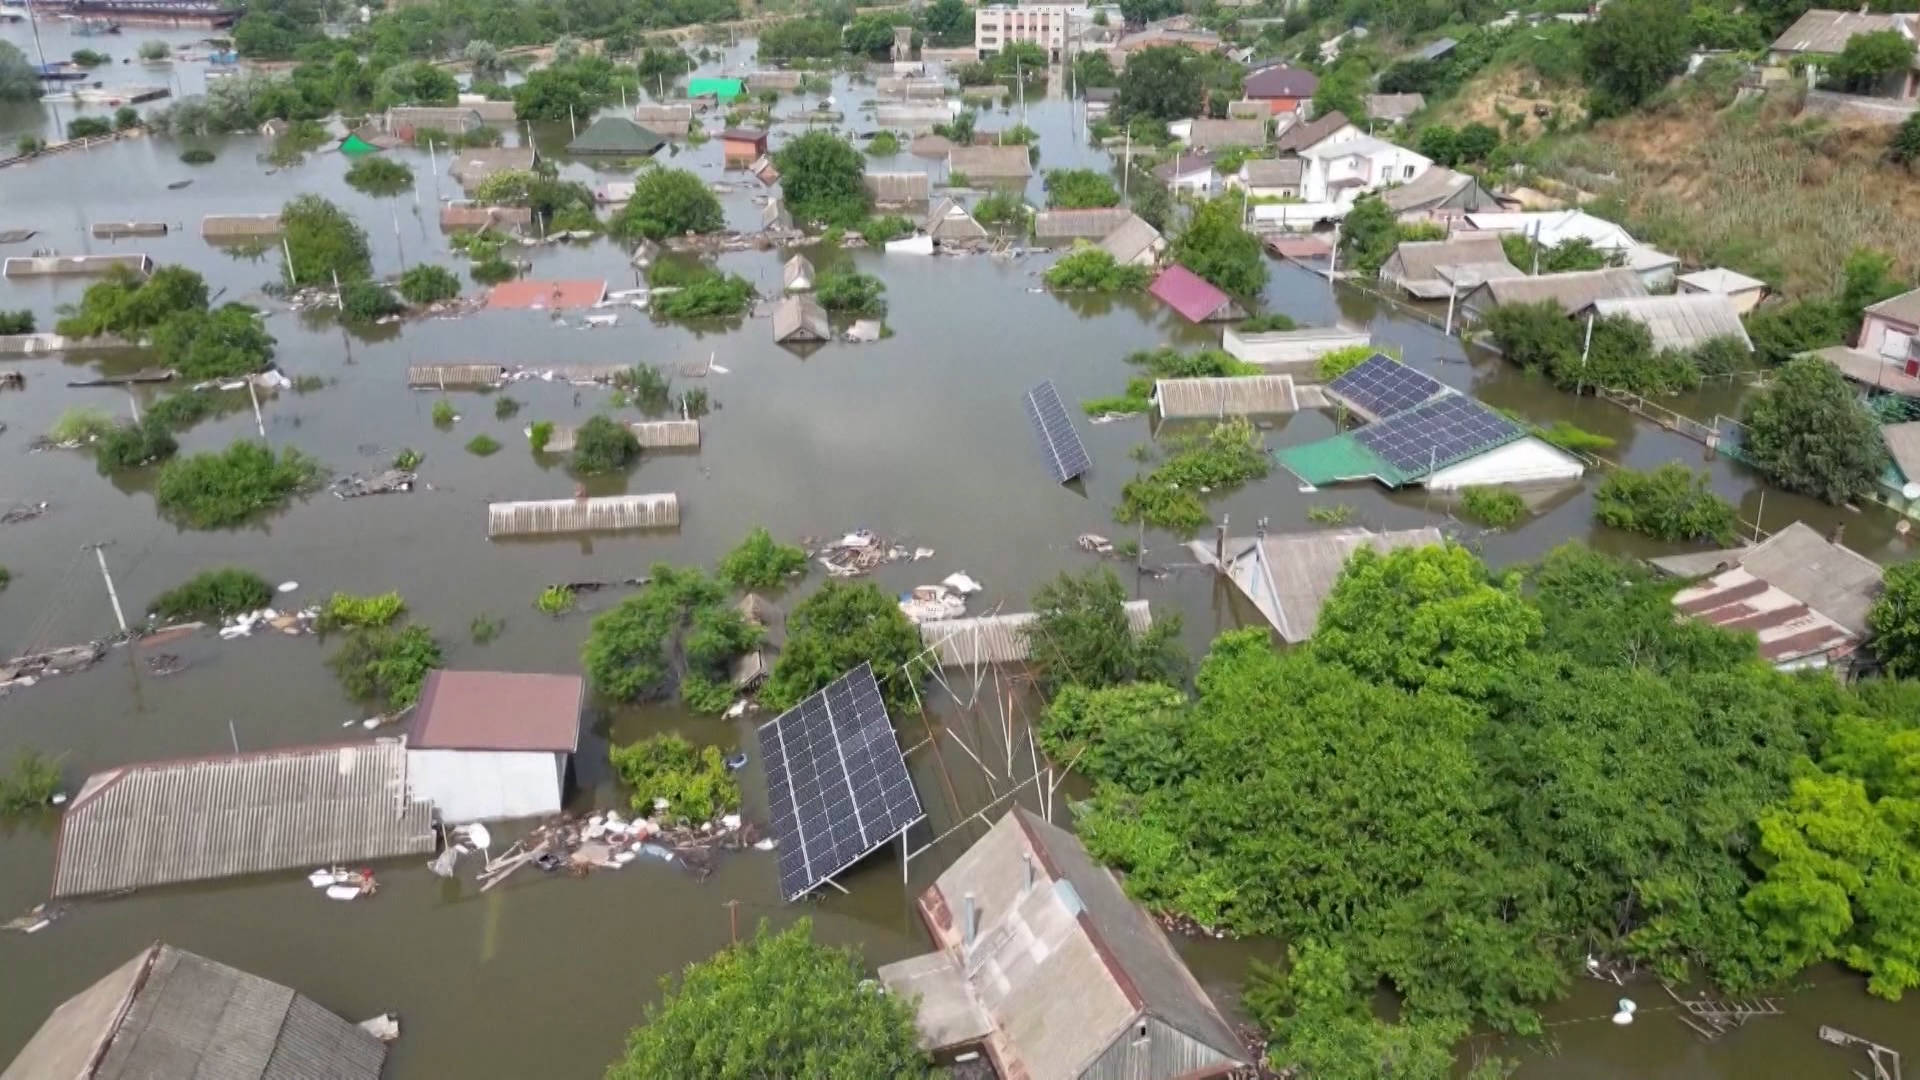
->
[1577,312,1595,395]
[724,898,741,944]
[87,543,127,634]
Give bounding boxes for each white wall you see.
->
[409,749,565,823]
[1424,437,1584,491]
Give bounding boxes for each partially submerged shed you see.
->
[1222,324,1370,372]
[1032,207,1133,242]
[863,170,932,204]
[485,279,607,311]
[783,254,815,292]
[924,198,988,242]
[386,105,482,138]
[4,254,152,279]
[486,494,680,537]
[634,102,695,128]
[1097,213,1165,266]
[1192,527,1445,642]
[448,146,538,189]
[948,144,1032,180]
[773,295,830,344]
[877,809,1249,1079]
[542,419,701,452]
[1582,293,1753,353]
[1149,265,1243,323]
[1677,267,1770,314]
[50,740,435,898]
[1459,267,1647,322]
[90,221,168,239]
[918,601,1152,667]
[1153,375,1300,417]
[438,204,534,231]
[200,213,283,239]
[1378,165,1501,219]
[720,127,769,163]
[0,943,388,1080]
[407,669,584,823]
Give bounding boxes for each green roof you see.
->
[688,77,744,100]
[1273,433,1411,488]
[339,133,380,157]
[567,117,666,155]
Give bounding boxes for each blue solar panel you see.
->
[758,663,924,902]
[1024,380,1093,483]
[1354,393,1522,476]
[1327,355,1445,420]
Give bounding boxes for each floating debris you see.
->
[941,572,983,595]
[217,606,319,639]
[844,319,882,343]
[357,1015,401,1042]
[809,530,927,577]
[332,470,416,499]
[476,809,757,892]
[900,584,967,623]
[308,866,380,900]
[145,653,186,677]
[1077,533,1115,555]
[1,904,65,934]
[0,641,108,693]
[1,501,50,525]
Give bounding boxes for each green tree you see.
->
[1172,196,1266,296]
[1827,30,1916,93]
[0,41,41,102]
[1338,195,1399,276]
[717,526,807,589]
[772,131,867,226]
[372,60,457,108]
[1073,48,1117,89]
[919,0,972,43]
[1417,124,1458,166]
[814,270,887,316]
[1248,942,1464,1080]
[464,39,504,82]
[1454,122,1499,163]
[154,441,323,528]
[397,264,461,304]
[281,194,372,285]
[609,167,725,240]
[1130,176,1172,230]
[1115,46,1202,123]
[606,920,932,1080]
[149,568,274,620]
[572,414,640,474]
[1026,568,1185,689]
[155,303,276,379]
[1839,247,1907,325]
[1042,167,1121,208]
[1746,297,1850,365]
[608,734,739,822]
[1892,113,1920,168]
[761,581,922,718]
[758,18,843,60]
[1582,0,1691,116]
[1593,464,1739,543]
[1740,356,1888,504]
[1868,562,1920,679]
[581,566,761,704]
[844,13,909,54]
[344,156,414,195]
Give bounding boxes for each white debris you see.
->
[308,868,338,888]
[753,837,777,851]
[357,1014,401,1042]
[899,584,967,623]
[940,572,982,595]
[724,700,748,719]
[277,581,299,593]
[326,884,363,901]
[912,547,934,560]
[721,813,741,830]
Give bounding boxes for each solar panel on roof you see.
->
[1354,393,1522,476]
[1024,380,1093,483]
[757,663,924,902]
[1327,355,1445,419]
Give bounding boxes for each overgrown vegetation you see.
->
[147,568,272,620]
[761,581,922,720]
[1485,300,1706,395]
[717,527,806,590]
[1594,464,1739,543]
[1043,168,1121,208]
[319,590,407,631]
[1115,417,1268,532]
[772,130,867,226]
[1082,346,1258,416]
[813,270,886,317]
[397,264,461,305]
[282,195,372,286]
[344,155,414,195]
[647,261,754,320]
[581,565,762,712]
[1868,563,1920,679]
[329,624,441,708]
[609,733,739,824]
[0,750,61,815]
[56,266,275,380]
[1740,356,1889,504]
[1171,196,1265,297]
[571,415,640,474]
[465,434,501,456]
[1026,569,1185,690]
[154,441,323,528]
[1458,486,1527,529]
[1044,246,1152,291]
[537,585,576,616]
[609,167,724,241]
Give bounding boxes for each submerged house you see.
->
[406,669,584,823]
[1458,267,1647,323]
[1193,527,1446,642]
[773,294,831,344]
[948,144,1033,181]
[1650,522,1886,672]
[877,808,1250,1079]
[1378,233,1521,300]
[1148,265,1243,323]
[1097,214,1165,267]
[1032,207,1133,242]
[1577,294,1753,354]
[1,943,389,1080]
[567,116,665,157]
[925,197,989,243]
[783,254,815,292]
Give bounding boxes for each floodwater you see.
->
[1,29,1915,1078]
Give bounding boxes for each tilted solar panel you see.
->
[1024,380,1093,483]
[1354,393,1522,476]
[1326,354,1445,419]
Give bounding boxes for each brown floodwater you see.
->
[1,30,1914,1078]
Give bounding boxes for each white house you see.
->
[406,669,583,823]
[1230,157,1305,199]
[1298,134,1431,203]
[1465,209,1678,288]
[1152,151,1218,194]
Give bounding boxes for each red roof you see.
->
[1244,63,1319,99]
[410,670,584,752]
[485,279,607,311]
[1149,265,1233,323]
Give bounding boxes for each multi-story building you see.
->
[975,4,1083,62]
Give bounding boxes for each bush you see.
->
[281,194,372,286]
[93,419,177,473]
[1043,167,1121,208]
[866,130,902,155]
[343,156,415,197]
[616,364,672,410]
[609,167,725,241]
[1239,313,1297,332]
[339,280,404,323]
[431,399,456,425]
[328,624,441,708]
[529,420,555,451]
[471,257,517,285]
[148,568,273,620]
[814,270,886,316]
[608,734,739,824]
[49,407,116,444]
[152,304,276,380]
[1892,113,1920,168]
[1868,562,1920,678]
[394,447,423,469]
[397,264,461,305]
[761,581,923,719]
[154,441,324,528]
[1316,343,1385,381]
[537,585,576,616]
[319,590,406,630]
[179,147,216,164]
[1116,418,1267,532]
[581,565,761,703]
[1171,196,1264,297]
[465,434,501,455]
[1026,568,1185,689]
[1459,486,1527,528]
[0,309,33,335]
[772,130,867,226]
[1044,246,1151,291]
[1538,420,1616,454]
[718,527,807,589]
[855,215,913,246]
[67,117,112,140]
[572,414,640,474]
[1594,464,1738,543]
[143,391,216,432]
[139,40,172,61]
[973,189,1026,228]
[0,750,61,815]
[114,106,141,131]
[650,269,754,320]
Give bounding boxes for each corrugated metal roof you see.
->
[633,103,695,124]
[1589,294,1753,352]
[1197,527,1445,641]
[448,146,537,187]
[862,171,931,203]
[4,254,153,278]
[917,600,1151,666]
[1149,265,1237,322]
[3,944,387,1080]
[1154,375,1299,417]
[51,741,435,898]
[1651,520,1884,638]
[1771,9,1916,55]
[486,494,679,537]
[783,254,814,290]
[773,295,830,342]
[948,145,1032,179]
[1097,214,1163,264]
[1273,431,1406,486]
[1677,267,1768,295]
[200,214,282,239]
[1672,565,1859,665]
[411,670,583,752]
[1187,118,1267,148]
[386,105,482,133]
[1032,207,1131,239]
[1381,233,1516,293]
[542,419,700,452]
[924,197,987,241]
[1465,267,1647,314]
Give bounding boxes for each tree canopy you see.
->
[1114,46,1202,123]
[1025,568,1185,690]
[1043,168,1121,209]
[1172,196,1266,296]
[1869,563,1920,679]
[761,581,922,719]
[1582,0,1691,116]
[771,131,867,226]
[1740,356,1888,504]
[609,167,725,241]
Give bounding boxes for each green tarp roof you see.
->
[1273,433,1411,488]
[339,133,379,157]
[688,77,744,99]
[566,116,665,156]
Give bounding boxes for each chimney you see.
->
[964,892,977,946]
[1023,851,1035,893]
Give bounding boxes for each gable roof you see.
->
[410,669,583,752]
[1587,293,1753,352]
[1366,91,1426,120]
[948,144,1032,179]
[1866,285,1920,326]
[1465,267,1648,314]
[1244,62,1318,97]
[773,294,830,343]
[1378,165,1499,213]
[1241,157,1304,186]
[566,116,665,155]
[1411,36,1458,60]
[1152,150,1216,182]
[1033,206,1133,239]
[1299,132,1400,160]
[1884,421,1920,482]
[1772,9,1917,55]
[1652,520,1885,639]
[1187,117,1267,148]
[1464,209,1637,252]
[1380,234,1521,295]
[925,197,988,240]
[1098,214,1164,263]
[448,146,537,187]
[1678,267,1769,296]
[1150,265,1237,322]
[1274,110,1350,152]
[1206,527,1447,641]
[2,944,387,1080]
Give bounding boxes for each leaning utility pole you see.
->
[87,543,127,634]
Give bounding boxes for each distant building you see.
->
[1113,25,1223,56]
[1677,267,1770,315]
[1297,134,1431,203]
[384,105,481,139]
[1377,165,1503,222]
[975,4,1082,62]
[1808,285,1920,396]
[1273,110,1356,154]
[1184,117,1267,150]
[877,809,1249,1078]
[1379,233,1522,300]
[2,944,388,1080]
[1770,10,1919,98]
[1365,92,1426,124]
[406,669,584,823]
[1229,157,1304,199]
[1152,151,1217,194]
[1242,62,1318,114]
[567,116,666,157]
[720,127,769,164]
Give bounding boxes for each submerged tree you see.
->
[1740,356,1887,504]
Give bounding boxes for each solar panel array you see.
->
[1355,393,1522,476]
[1024,380,1093,483]
[1327,355,1445,419]
[758,663,924,902]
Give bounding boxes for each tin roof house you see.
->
[1149,265,1244,323]
[1,944,389,1080]
[877,809,1249,1079]
[1191,527,1446,642]
[406,669,584,823]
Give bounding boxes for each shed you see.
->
[438,204,533,231]
[567,116,665,156]
[1032,207,1132,241]
[783,254,815,292]
[864,170,932,203]
[1153,375,1300,417]
[1192,527,1445,641]
[468,98,517,124]
[1098,214,1165,267]
[1583,294,1753,353]
[1365,92,1426,123]
[948,144,1032,180]
[448,146,538,189]
[688,77,745,100]
[1378,166,1502,219]
[542,419,700,452]
[0,944,387,1080]
[486,494,679,537]
[1652,522,1885,671]
[91,222,168,239]
[407,669,583,823]
[1379,234,1521,299]
[917,601,1153,667]
[1678,267,1770,314]
[877,809,1249,1078]
[1459,267,1647,322]
[1186,118,1267,149]
[50,740,435,898]
[485,279,607,311]
[720,127,769,163]
[4,254,152,279]
[749,69,804,91]
[1222,325,1371,372]
[386,105,482,138]
[200,213,283,239]
[878,103,958,131]
[634,102,695,128]
[773,295,830,344]
[925,197,988,242]
[1149,265,1243,323]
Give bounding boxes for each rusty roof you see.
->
[410,669,584,752]
[485,279,607,310]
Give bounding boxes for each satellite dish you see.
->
[1903,481,1920,500]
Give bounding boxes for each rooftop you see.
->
[1588,293,1753,352]
[1149,265,1237,323]
[1885,421,1920,482]
[566,116,665,155]
[1771,9,1918,58]
[410,669,584,753]
[1098,214,1163,263]
[1652,521,1885,639]
[1678,267,1769,295]
[1241,157,1304,185]
[1866,285,1920,326]
[1186,117,1267,148]
[1467,267,1648,314]
[948,144,1032,179]
[1274,110,1350,152]
[1196,527,1447,641]
[1243,62,1319,97]
[485,279,607,311]
[1366,91,1426,119]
